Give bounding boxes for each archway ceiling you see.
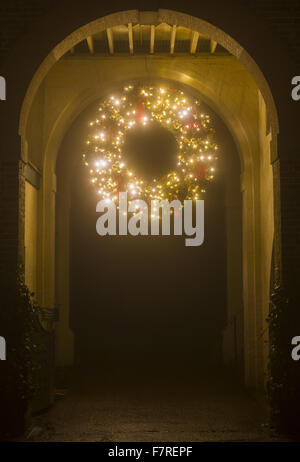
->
[69,22,230,56]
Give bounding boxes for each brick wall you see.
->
[280,158,300,292]
[0,0,52,65]
[0,160,19,283]
[244,0,300,65]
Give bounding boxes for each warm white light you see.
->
[85,84,218,202]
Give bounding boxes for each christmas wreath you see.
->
[83,84,218,202]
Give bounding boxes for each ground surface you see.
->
[17,366,289,442]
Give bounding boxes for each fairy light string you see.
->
[83,84,218,204]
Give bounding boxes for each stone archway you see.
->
[18,9,279,154]
[18,10,281,394]
[3,4,297,409]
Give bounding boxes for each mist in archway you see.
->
[123,121,178,181]
[57,97,241,384]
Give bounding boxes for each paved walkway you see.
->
[19,368,287,442]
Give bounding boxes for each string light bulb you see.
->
[83,84,219,202]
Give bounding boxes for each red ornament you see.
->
[195,165,207,181]
[135,99,145,122]
[115,176,124,196]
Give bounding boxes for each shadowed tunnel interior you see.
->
[70,179,226,379]
[58,94,241,385]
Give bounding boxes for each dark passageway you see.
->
[25,95,269,443]
[15,93,283,443]
[56,94,242,387]
[70,134,226,383]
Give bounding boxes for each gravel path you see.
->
[18,367,288,442]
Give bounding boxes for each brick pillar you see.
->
[280,159,300,293]
[0,160,24,283]
[0,159,29,438]
[269,156,300,434]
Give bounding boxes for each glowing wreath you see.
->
[83,84,218,202]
